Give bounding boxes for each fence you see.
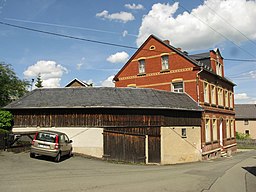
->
[236,139,256,149]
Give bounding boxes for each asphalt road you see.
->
[0,150,255,192]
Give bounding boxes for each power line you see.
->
[0,21,138,50]
[172,0,256,59]
[5,17,138,37]
[1,20,256,63]
[197,0,256,49]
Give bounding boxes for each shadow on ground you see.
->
[243,166,256,176]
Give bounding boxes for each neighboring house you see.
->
[65,78,92,87]
[235,104,256,139]
[4,87,203,164]
[114,34,236,159]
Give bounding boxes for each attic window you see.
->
[149,45,156,50]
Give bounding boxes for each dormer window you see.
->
[161,55,169,70]
[138,59,145,74]
[216,54,223,77]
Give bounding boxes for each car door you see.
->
[59,134,66,155]
[64,134,71,154]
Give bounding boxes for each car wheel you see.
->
[55,152,61,162]
[30,153,35,158]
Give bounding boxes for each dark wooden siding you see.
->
[103,127,161,163]
[10,108,201,128]
[148,135,161,163]
[103,131,146,163]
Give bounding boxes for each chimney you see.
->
[163,40,170,45]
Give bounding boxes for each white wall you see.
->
[12,127,103,158]
[161,126,202,164]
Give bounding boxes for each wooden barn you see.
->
[4,87,203,164]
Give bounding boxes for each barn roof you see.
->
[4,87,203,112]
[235,104,256,119]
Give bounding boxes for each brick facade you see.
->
[114,35,236,158]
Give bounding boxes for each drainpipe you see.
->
[196,63,203,104]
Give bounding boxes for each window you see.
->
[181,128,187,138]
[138,59,145,74]
[225,90,229,107]
[226,120,230,138]
[245,130,250,136]
[244,120,249,125]
[216,63,222,76]
[218,88,223,106]
[230,120,234,138]
[205,119,211,142]
[229,92,233,108]
[216,54,222,76]
[204,82,209,103]
[212,119,217,141]
[211,85,216,105]
[172,82,184,93]
[161,55,169,70]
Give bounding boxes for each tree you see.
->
[0,109,13,132]
[0,63,29,107]
[35,74,43,88]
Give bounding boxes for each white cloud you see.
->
[249,70,256,79]
[96,10,135,23]
[107,51,129,63]
[23,60,68,88]
[235,93,256,104]
[125,3,144,10]
[235,93,249,100]
[136,0,256,50]
[101,75,115,87]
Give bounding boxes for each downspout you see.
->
[196,62,203,104]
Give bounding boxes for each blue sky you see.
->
[0,0,255,103]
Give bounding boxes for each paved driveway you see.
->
[0,150,255,192]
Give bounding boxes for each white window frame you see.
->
[204,82,209,103]
[225,90,229,108]
[226,119,230,138]
[172,82,184,93]
[212,119,217,141]
[161,55,169,70]
[218,88,223,106]
[230,120,235,138]
[138,59,145,74]
[205,119,211,143]
[229,92,234,108]
[211,85,216,105]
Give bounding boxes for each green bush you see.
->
[0,109,13,131]
[236,132,251,140]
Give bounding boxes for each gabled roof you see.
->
[4,87,203,112]
[65,78,90,87]
[235,104,256,119]
[114,34,200,81]
[114,34,235,86]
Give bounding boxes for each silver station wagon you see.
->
[30,130,73,162]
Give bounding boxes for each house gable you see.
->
[114,35,199,82]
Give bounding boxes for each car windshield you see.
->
[36,132,57,143]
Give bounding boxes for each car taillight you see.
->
[32,132,38,145]
[54,135,59,149]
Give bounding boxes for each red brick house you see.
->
[114,35,236,158]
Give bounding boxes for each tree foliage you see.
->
[35,74,43,88]
[0,110,13,131]
[0,63,29,107]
